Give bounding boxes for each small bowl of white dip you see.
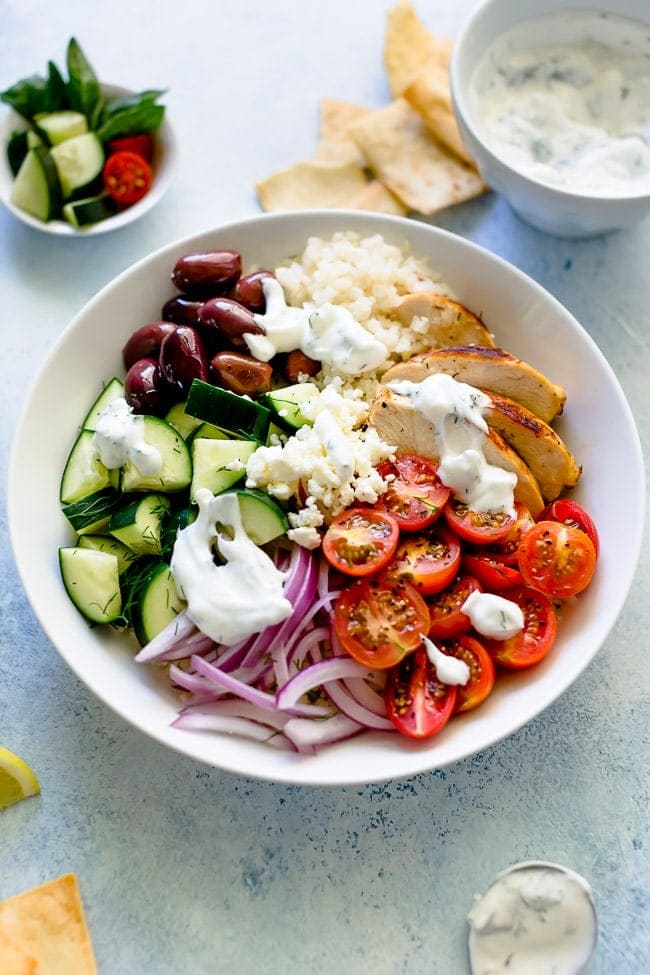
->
[450,0,650,237]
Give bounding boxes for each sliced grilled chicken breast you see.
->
[394,293,496,349]
[484,392,581,502]
[383,346,566,423]
[369,386,545,516]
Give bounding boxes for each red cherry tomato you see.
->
[322,507,399,578]
[444,499,516,544]
[518,521,597,599]
[375,454,450,532]
[333,575,430,670]
[385,645,457,739]
[442,634,495,713]
[483,503,536,565]
[428,575,483,640]
[386,523,461,596]
[484,586,557,670]
[107,133,154,162]
[103,150,152,206]
[540,499,599,556]
[462,553,523,592]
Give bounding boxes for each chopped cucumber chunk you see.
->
[10,146,62,221]
[59,547,122,624]
[36,110,88,145]
[190,438,256,500]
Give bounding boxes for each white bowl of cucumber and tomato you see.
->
[0,39,177,235]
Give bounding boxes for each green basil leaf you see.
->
[47,60,68,109]
[66,37,101,119]
[1,74,55,120]
[102,89,166,119]
[97,102,165,142]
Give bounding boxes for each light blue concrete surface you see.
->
[0,2,648,972]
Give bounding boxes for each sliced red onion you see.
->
[172,708,294,749]
[134,610,196,663]
[282,713,364,753]
[322,680,394,731]
[276,656,372,711]
[287,626,330,675]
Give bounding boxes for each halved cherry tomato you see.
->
[103,150,153,206]
[484,586,557,670]
[483,503,535,565]
[385,645,457,739]
[444,499,516,544]
[518,521,597,599]
[540,499,599,556]
[386,523,461,595]
[333,575,430,669]
[428,575,482,640]
[442,634,495,713]
[462,553,523,592]
[107,133,154,162]
[322,507,399,578]
[375,454,450,532]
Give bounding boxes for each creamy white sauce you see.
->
[170,489,292,645]
[386,374,516,514]
[91,397,162,475]
[461,590,524,640]
[468,861,597,975]
[423,635,471,685]
[245,277,388,375]
[470,11,650,196]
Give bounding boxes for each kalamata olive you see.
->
[162,295,204,326]
[198,297,264,347]
[233,270,275,313]
[210,351,273,396]
[159,325,209,396]
[124,357,169,415]
[122,321,178,370]
[171,250,242,298]
[284,348,321,382]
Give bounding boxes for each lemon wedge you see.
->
[0,747,40,810]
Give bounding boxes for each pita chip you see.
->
[0,929,37,975]
[312,99,370,166]
[348,99,486,215]
[256,159,368,211]
[0,873,97,975]
[404,63,474,166]
[345,179,407,215]
[384,0,453,97]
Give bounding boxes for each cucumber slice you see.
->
[120,416,192,493]
[50,132,104,199]
[231,489,288,545]
[190,438,256,500]
[260,382,318,431]
[62,488,123,535]
[185,379,271,442]
[63,192,118,228]
[7,130,29,176]
[35,110,88,145]
[60,429,115,504]
[128,561,186,646]
[10,146,62,221]
[59,547,122,624]
[109,493,171,555]
[77,534,138,574]
[265,421,289,446]
[187,421,229,444]
[164,401,204,440]
[82,378,125,431]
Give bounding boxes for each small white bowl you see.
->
[450,0,650,237]
[7,210,645,785]
[0,84,177,236]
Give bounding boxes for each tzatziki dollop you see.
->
[469,10,650,196]
[468,861,598,975]
[91,397,162,475]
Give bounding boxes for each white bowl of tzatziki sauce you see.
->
[450,0,650,237]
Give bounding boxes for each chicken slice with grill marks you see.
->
[394,293,496,349]
[382,346,566,423]
[369,385,545,517]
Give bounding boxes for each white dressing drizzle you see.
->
[461,590,524,640]
[244,277,388,375]
[170,489,292,645]
[387,374,517,514]
[468,861,598,975]
[91,397,162,476]
[423,636,470,686]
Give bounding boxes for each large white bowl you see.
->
[7,211,645,785]
[450,0,650,237]
[0,84,177,236]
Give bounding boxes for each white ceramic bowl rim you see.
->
[450,0,650,203]
[7,210,646,785]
